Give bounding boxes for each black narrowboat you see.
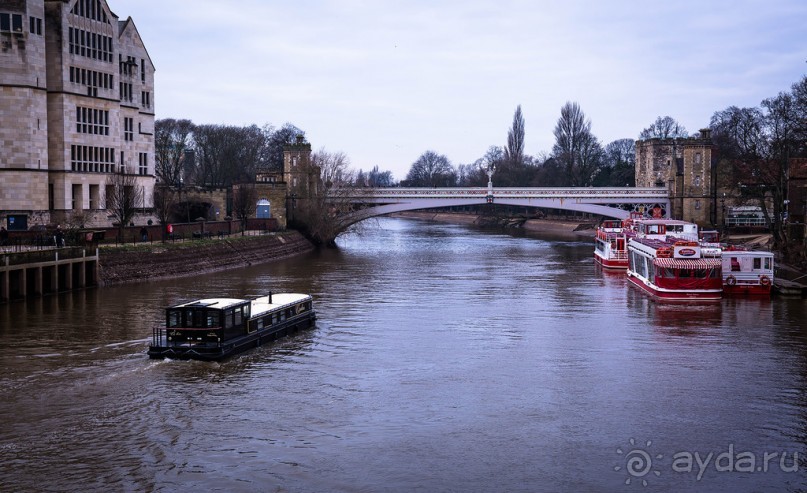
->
[148,292,315,361]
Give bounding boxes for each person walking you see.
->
[140,226,148,242]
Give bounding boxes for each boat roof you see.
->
[251,293,312,317]
[722,249,774,257]
[169,293,312,312]
[636,219,697,226]
[170,298,249,310]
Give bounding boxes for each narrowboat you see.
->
[148,292,316,361]
[594,219,629,269]
[721,248,774,296]
[627,237,723,301]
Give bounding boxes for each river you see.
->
[1,217,806,492]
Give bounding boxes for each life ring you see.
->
[726,275,737,286]
[760,276,771,286]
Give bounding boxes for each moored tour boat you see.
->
[627,236,722,301]
[594,219,629,269]
[148,292,316,361]
[721,248,774,296]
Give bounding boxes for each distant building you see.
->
[635,129,714,225]
[0,0,155,229]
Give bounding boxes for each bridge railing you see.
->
[334,187,669,199]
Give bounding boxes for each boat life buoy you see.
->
[760,275,771,286]
[726,275,737,286]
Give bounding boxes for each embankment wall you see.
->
[99,231,314,286]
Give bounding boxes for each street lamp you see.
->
[721,193,726,228]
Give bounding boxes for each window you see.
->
[753,258,761,270]
[70,144,115,173]
[141,58,146,82]
[29,16,42,35]
[168,310,181,328]
[138,152,148,175]
[141,91,151,108]
[71,0,110,24]
[694,152,702,164]
[764,258,771,270]
[695,200,701,210]
[694,175,701,187]
[0,13,23,32]
[75,106,109,135]
[124,117,133,141]
[67,27,112,61]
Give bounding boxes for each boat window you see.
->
[679,269,692,278]
[664,268,675,278]
[243,304,250,320]
[234,307,243,326]
[694,269,707,278]
[183,308,202,328]
[256,318,263,329]
[224,309,234,329]
[764,258,771,270]
[730,257,740,272]
[206,311,220,328]
[167,310,181,328]
[710,268,720,278]
[753,257,761,270]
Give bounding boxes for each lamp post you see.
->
[721,193,726,229]
[485,164,496,204]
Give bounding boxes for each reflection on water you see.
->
[1,217,806,492]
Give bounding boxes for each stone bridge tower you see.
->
[635,129,715,226]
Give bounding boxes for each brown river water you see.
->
[1,217,806,492]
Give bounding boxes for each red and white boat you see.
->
[699,230,774,296]
[720,247,774,296]
[594,219,629,269]
[626,220,722,301]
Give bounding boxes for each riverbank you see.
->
[392,211,596,236]
[99,231,314,286]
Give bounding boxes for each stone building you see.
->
[0,0,155,230]
[635,129,715,225]
[253,135,317,229]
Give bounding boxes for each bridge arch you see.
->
[330,187,670,233]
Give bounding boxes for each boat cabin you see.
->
[166,298,251,344]
[634,220,699,242]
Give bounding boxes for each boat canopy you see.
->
[653,258,721,269]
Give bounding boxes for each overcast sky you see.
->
[117,0,806,180]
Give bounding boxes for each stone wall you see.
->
[98,231,314,286]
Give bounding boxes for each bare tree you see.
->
[154,118,194,186]
[312,148,353,188]
[192,124,267,187]
[552,102,603,186]
[105,168,144,236]
[152,186,177,240]
[404,151,456,187]
[639,116,688,139]
[287,149,360,246]
[710,79,804,255]
[232,184,258,234]
[505,105,525,166]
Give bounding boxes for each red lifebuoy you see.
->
[760,276,771,286]
[726,275,737,286]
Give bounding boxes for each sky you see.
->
[117,0,806,181]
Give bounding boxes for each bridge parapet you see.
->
[336,187,668,200]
